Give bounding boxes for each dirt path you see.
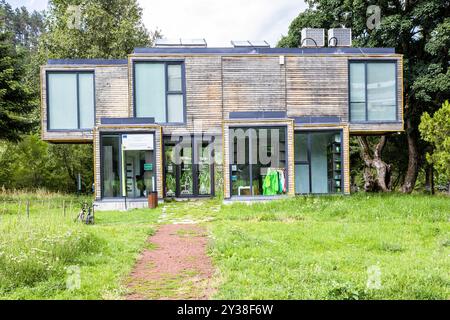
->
[126,224,215,300]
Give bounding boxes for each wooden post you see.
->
[63,200,66,217]
[26,200,30,218]
[69,200,72,217]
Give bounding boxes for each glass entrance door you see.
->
[294,131,343,194]
[100,133,155,199]
[124,150,154,198]
[163,136,214,197]
[230,127,287,197]
[179,144,193,196]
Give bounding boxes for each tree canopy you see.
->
[279,0,450,193]
[39,0,159,59]
[419,100,450,186]
[0,24,35,141]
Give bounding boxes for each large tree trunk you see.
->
[401,117,419,193]
[357,136,392,192]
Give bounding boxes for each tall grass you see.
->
[0,209,100,292]
[0,191,160,299]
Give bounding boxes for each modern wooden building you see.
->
[40,42,403,209]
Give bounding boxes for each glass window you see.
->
[102,135,121,198]
[295,164,310,194]
[230,127,286,196]
[168,64,182,91]
[367,63,396,121]
[349,61,397,122]
[134,62,185,123]
[48,73,77,129]
[135,63,166,122]
[167,94,184,122]
[78,73,95,129]
[311,133,332,193]
[294,132,308,162]
[349,63,366,121]
[294,131,343,194]
[124,149,155,198]
[47,72,94,130]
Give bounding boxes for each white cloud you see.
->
[140,0,307,47]
[9,0,307,47]
[8,0,48,11]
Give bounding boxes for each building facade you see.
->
[40,46,403,208]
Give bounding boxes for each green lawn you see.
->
[209,194,450,299]
[0,192,449,299]
[0,193,161,299]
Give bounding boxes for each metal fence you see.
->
[0,198,87,218]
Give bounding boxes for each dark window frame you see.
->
[133,60,186,124]
[294,129,344,195]
[162,135,215,198]
[348,60,398,123]
[228,125,289,197]
[100,131,157,199]
[46,70,96,131]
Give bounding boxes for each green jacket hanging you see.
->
[263,171,279,195]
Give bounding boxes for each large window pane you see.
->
[349,63,365,102]
[231,127,286,196]
[350,102,366,121]
[311,133,330,193]
[78,73,95,129]
[168,64,182,91]
[196,141,212,195]
[48,73,77,129]
[295,164,309,194]
[179,144,193,196]
[167,94,184,122]
[124,149,155,198]
[367,63,396,121]
[294,131,343,194]
[164,143,177,197]
[231,131,250,196]
[349,61,397,122]
[102,135,121,197]
[135,63,166,122]
[294,133,308,161]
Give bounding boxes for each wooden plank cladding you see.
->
[41,52,404,144]
[286,56,348,119]
[223,56,286,117]
[176,56,222,135]
[41,64,129,142]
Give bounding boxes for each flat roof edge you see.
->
[132,47,396,55]
[47,59,128,65]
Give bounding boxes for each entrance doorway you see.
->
[164,136,214,198]
[294,130,343,194]
[101,133,156,199]
[124,150,154,198]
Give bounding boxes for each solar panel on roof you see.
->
[154,38,207,47]
[155,38,182,46]
[231,41,251,47]
[231,40,270,48]
[180,39,207,47]
[248,40,270,47]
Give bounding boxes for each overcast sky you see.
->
[9,0,307,47]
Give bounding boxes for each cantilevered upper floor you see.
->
[40,46,403,142]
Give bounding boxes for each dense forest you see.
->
[0,0,449,194]
[0,0,159,193]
